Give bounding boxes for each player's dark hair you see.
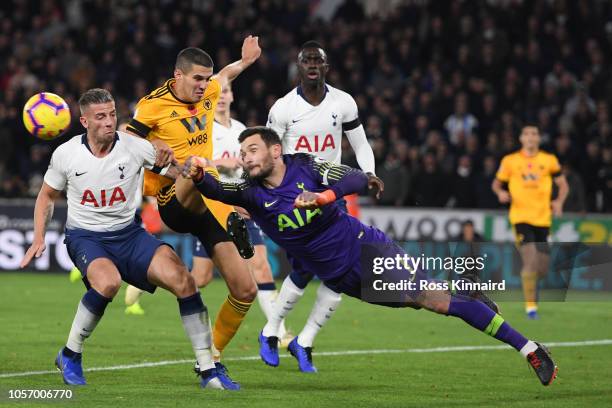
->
[521,122,540,131]
[301,40,325,51]
[238,126,281,147]
[78,88,114,114]
[175,47,213,72]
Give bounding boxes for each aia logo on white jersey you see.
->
[294,134,336,153]
[81,187,127,208]
[221,150,238,158]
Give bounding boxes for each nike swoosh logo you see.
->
[264,200,278,207]
[292,119,302,123]
[75,171,87,176]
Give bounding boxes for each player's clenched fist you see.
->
[183,156,213,182]
[241,35,261,65]
[294,190,337,209]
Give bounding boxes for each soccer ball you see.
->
[22,92,71,140]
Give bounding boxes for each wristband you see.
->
[315,189,337,205]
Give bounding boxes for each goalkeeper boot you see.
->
[227,212,254,259]
[55,348,86,385]
[527,342,558,386]
[288,337,317,373]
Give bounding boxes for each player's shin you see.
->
[257,282,277,318]
[297,283,341,347]
[65,289,111,354]
[178,293,214,371]
[257,282,289,338]
[447,294,533,352]
[262,275,305,337]
[521,270,538,314]
[213,294,253,355]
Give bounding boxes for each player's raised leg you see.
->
[146,245,239,390]
[415,288,557,385]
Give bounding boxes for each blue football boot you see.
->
[196,361,241,390]
[55,348,86,385]
[258,331,279,367]
[288,337,317,373]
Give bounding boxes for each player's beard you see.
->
[248,159,274,182]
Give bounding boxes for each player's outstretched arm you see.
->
[294,158,369,209]
[183,156,251,207]
[344,124,384,198]
[20,182,62,268]
[214,35,261,84]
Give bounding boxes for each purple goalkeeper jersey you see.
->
[194,153,369,281]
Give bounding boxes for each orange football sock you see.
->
[212,295,252,357]
[521,271,538,312]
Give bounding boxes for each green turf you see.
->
[1,273,611,407]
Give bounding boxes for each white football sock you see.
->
[262,276,304,337]
[520,340,539,358]
[257,288,277,319]
[66,301,102,353]
[181,307,215,371]
[297,283,342,348]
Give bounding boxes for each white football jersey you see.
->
[212,118,246,183]
[267,84,360,164]
[44,131,164,232]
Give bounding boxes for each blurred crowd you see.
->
[1,0,611,212]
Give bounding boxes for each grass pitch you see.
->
[1,273,611,407]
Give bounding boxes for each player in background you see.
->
[492,125,569,319]
[184,126,558,386]
[20,89,238,390]
[264,41,383,372]
[189,78,290,344]
[126,38,261,370]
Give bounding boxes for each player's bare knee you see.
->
[172,268,197,297]
[229,280,257,303]
[97,277,121,298]
[192,259,214,288]
[418,291,450,314]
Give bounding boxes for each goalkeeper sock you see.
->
[178,293,214,371]
[262,275,304,337]
[66,289,110,354]
[447,294,528,351]
[212,294,252,355]
[297,283,341,348]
